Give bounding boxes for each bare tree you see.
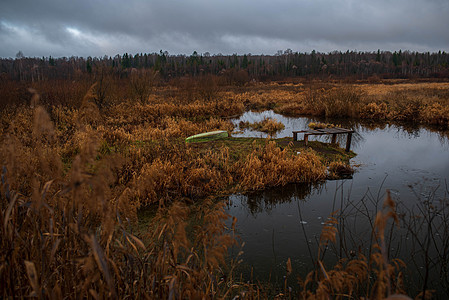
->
[130,69,159,104]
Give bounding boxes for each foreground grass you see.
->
[0,101,355,298]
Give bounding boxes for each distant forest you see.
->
[2,49,449,82]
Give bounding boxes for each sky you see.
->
[1,0,449,58]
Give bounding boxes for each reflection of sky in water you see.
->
[228,111,449,291]
[231,111,449,194]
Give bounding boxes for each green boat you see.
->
[185,130,229,143]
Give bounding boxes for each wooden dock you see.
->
[292,127,355,152]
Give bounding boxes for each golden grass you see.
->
[238,141,326,190]
[225,80,449,127]
[239,117,285,137]
[308,122,340,129]
[0,97,239,297]
[361,82,449,97]
[2,77,445,298]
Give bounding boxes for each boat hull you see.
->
[185,130,228,143]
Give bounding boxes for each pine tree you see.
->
[86,61,92,73]
[376,49,381,62]
[242,54,248,69]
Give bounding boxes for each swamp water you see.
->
[227,111,449,296]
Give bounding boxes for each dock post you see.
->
[345,133,352,152]
[293,132,297,141]
[331,133,337,144]
[304,134,309,146]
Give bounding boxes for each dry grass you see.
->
[308,122,340,129]
[0,85,350,297]
[225,80,449,128]
[0,97,240,298]
[238,141,326,190]
[3,77,448,128]
[239,117,285,137]
[296,192,409,299]
[327,160,354,179]
[2,77,444,298]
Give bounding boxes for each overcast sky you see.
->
[1,0,448,58]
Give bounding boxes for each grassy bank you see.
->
[234,80,449,128]
[3,78,449,128]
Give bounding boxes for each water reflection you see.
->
[231,110,449,149]
[230,183,323,215]
[228,111,449,296]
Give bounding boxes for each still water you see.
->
[227,111,449,296]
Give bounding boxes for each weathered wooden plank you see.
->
[345,133,353,152]
[306,129,326,134]
[292,130,310,133]
[319,128,345,133]
[294,128,353,134]
[334,128,354,133]
[308,129,323,134]
[317,128,335,133]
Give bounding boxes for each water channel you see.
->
[227,110,449,296]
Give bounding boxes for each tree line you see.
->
[1,49,449,82]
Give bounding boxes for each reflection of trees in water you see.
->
[231,175,449,296]
[318,131,364,150]
[322,117,449,149]
[243,182,325,215]
[234,111,449,148]
[396,184,449,297]
[437,131,449,147]
[389,123,449,148]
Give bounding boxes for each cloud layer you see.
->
[1,0,448,58]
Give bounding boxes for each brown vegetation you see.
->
[327,160,354,179]
[295,192,409,299]
[277,82,449,127]
[0,81,354,297]
[239,117,285,137]
[308,122,340,129]
[2,75,448,298]
[239,141,326,190]
[0,95,240,297]
[3,75,449,129]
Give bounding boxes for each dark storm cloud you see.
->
[1,0,448,58]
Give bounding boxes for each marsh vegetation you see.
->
[1,71,449,298]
